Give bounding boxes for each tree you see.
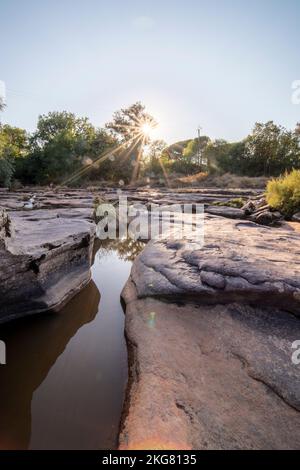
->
[27,111,112,184]
[0,98,9,186]
[143,139,167,176]
[244,121,300,176]
[105,102,157,183]
[211,140,247,174]
[105,102,156,143]
[0,124,29,187]
[183,136,211,163]
[213,122,300,176]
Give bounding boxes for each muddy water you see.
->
[0,239,144,450]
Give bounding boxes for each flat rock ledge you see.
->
[0,207,95,323]
[120,216,300,450]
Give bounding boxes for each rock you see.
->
[241,200,256,215]
[205,205,246,219]
[120,215,300,449]
[120,291,300,450]
[0,208,95,323]
[0,189,95,212]
[128,216,300,315]
[242,198,269,217]
[292,212,300,222]
[253,203,270,213]
[249,210,282,226]
[101,188,263,210]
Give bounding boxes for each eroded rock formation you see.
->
[120,215,300,450]
[0,191,96,323]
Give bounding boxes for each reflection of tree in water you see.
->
[96,238,145,262]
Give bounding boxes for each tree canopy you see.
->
[0,102,299,188]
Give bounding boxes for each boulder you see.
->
[0,208,95,323]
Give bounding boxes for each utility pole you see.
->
[197,125,202,166]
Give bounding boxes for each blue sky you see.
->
[0,0,299,143]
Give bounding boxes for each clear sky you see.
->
[0,0,299,143]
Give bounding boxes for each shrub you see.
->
[266,169,300,218]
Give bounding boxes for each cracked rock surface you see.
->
[120,216,300,450]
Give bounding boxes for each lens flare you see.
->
[141,122,154,137]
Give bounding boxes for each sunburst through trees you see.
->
[62,102,160,187]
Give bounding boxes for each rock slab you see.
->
[120,292,300,450]
[129,216,300,315]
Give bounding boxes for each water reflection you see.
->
[0,238,144,450]
[96,238,145,262]
[0,280,100,450]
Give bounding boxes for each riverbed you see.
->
[0,239,144,450]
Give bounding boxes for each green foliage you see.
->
[105,102,157,183]
[26,112,99,184]
[165,159,200,175]
[24,111,114,184]
[212,141,247,174]
[213,197,246,208]
[244,121,300,176]
[143,140,167,176]
[266,170,300,218]
[0,124,29,187]
[1,102,299,187]
[106,102,156,142]
[210,122,300,177]
[183,136,210,160]
[0,125,28,159]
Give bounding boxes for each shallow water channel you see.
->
[0,239,144,450]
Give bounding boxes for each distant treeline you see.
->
[0,101,300,187]
[162,121,300,177]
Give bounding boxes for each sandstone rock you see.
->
[120,215,300,449]
[128,216,300,315]
[120,290,300,450]
[0,208,95,323]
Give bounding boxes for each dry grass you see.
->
[174,172,268,189]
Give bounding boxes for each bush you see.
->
[266,170,300,218]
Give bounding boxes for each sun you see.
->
[140,121,157,139]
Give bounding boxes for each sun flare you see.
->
[140,121,157,138]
